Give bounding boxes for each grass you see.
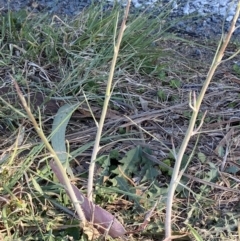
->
[1,1,240,240]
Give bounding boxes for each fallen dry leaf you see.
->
[50,160,126,238]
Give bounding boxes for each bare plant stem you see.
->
[164,1,240,239]
[87,0,131,201]
[13,79,86,225]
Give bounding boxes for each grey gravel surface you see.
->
[0,0,239,39]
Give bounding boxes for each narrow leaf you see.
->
[31,175,44,195]
[187,224,204,241]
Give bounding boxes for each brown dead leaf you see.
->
[50,161,126,238]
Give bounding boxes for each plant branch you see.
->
[164,1,240,239]
[87,0,131,201]
[12,78,86,225]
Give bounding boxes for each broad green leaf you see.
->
[198,152,206,163]
[110,177,140,205]
[51,103,78,163]
[217,146,224,157]
[143,167,159,181]
[206,162,218,181]
[141,148,159,181]
[110,149,119,160]
[225,165,240,174]
[51,103,79,175]
[147,182,168,199]
[112,146,159,185]
[96,155,110,184]
[111,177,131,193]
[112,146,141,176]
[159,159,171,172]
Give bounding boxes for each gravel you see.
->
[0,0,239,39]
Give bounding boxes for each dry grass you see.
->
[1,3,240,241]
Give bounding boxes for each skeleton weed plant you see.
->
[12,0,132,238]
[164,1,240,240]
